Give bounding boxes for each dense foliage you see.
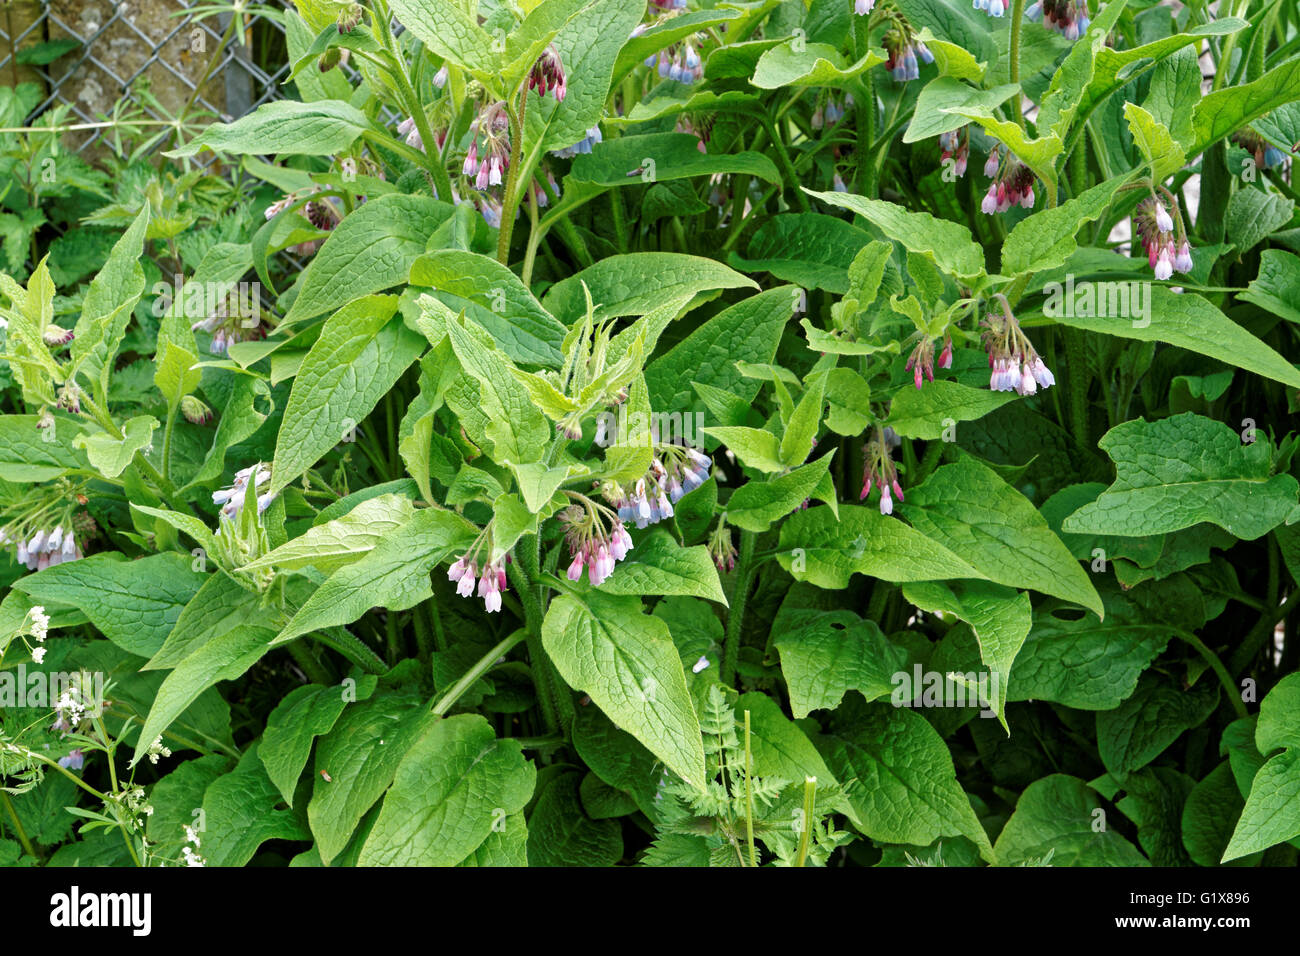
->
[2,0,1299,868]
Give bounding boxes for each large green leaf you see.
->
[169,100,372,158]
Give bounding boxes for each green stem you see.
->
[0,791,38,861]
[763,117,811,211]
[508,559,559,734]
[497,91,529,264]
[312,627,388,675]
[388,48,454,204]
[1009,0,1027,130]
[1175,631,1249,720]
[743,709,757,867]
[287,641,333,685]
[796,776,816,867]
[433,629,527,716]
[721,529,757,685]
[161,406,177,482]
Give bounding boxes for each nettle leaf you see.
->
[13,552,204,658]
[594,528,726,604]
[568,132,781,189]
[201,745,310,867]
[358,714,535,865]
[272,295,426,494]
[885,380,1016,440]
[243,494,418,574]
[751,40,885,89]
[275,507,478,644]
[542,591,707,790]
[900,457,1103,616]
[307,688,436,865]
[820,703,994,862]
[647,285,797,410]
[168,100,372,158]
[283,195,454,327]
[725,455,832,532]
[774,611,908,719]
[902,580,1031,732]
[1062,413,1299,540]
[543,252,755,324]
[410,249,567,367]
[995,774,1149,866]
[777,504,984,588]
[1222,673,1300,862]
[806,189,986,282]
[260,678,380,807]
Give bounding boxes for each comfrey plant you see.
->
[0,0,1298,873]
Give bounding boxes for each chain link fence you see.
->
[1,0,293,156]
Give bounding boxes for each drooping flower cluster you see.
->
[552,125,603,159]
[973,0,1007,18]
[861,428,905,516]
[1,524,80,571]
[939,128,968,177]
[1134,195,1193,280]
[213,464,275,520]
[648,36,703,85]
[650,0,688,8]
[530,168,562,208]
[605,446,711,530]
[529,45,568,101]
[1232,129,1289,170]
[448,554,509,613]
[980,148,1036,213]
[982,298,1055,395]
[709,521,738,573]
[463,101,511,190]
[337,3,363,33]
[812,94,852,130]
[12,604,50,664]
[559,499,634,588]
[1025,0,1091,40]
[855,0,876,14]
[884,30,931,82]
[905,334,952,390]
[189,286,267,356]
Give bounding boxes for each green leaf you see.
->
[543,252,755,324]
[901,580,1031,731]
[542,591,707,790]
[526,772,622,866]
[726,456,832,532]
[901,457,1103,616]
[1226,188,1295,256]
[1062,414,1299,540]
[387,0,496,76]
[1222,673,1300,861]
[69,204,150,395]
[244,494,418,574]
[646,285,797,411]
[1192,55,1300,156]
[775,611,907,719]
[145,573,262,671]
[357,714,535,865]
[1097,674,1219,780]
[820,703,994,862]
[275,507,478,644]
[168,100,372,157]
[260,678,377,806]
[904,79,1019,144]
[1240,249,1300,325]
[728,212,873,294]
[594,528,726,604]
[994,774,1149,866]
[153,342,202,413]
[283,195,454,327]
[885,380,1016,440]
[1124,103,1185,181]
[13,552,204,658]
[200,745,310,867]
[1182,762,1250,867]
[74,417,156,483]
[131,624,274,767]
[805,190,985,281]
[271,295,425,494]
[306,688,435,865]
[409,249,567,367]
[0,414,90,482]
[700,426,785,473]
[444,312,550,467]
[1001,175,1128,276]
[568,132,781,189]
[777,504,984,588]
[751,40,886,89]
